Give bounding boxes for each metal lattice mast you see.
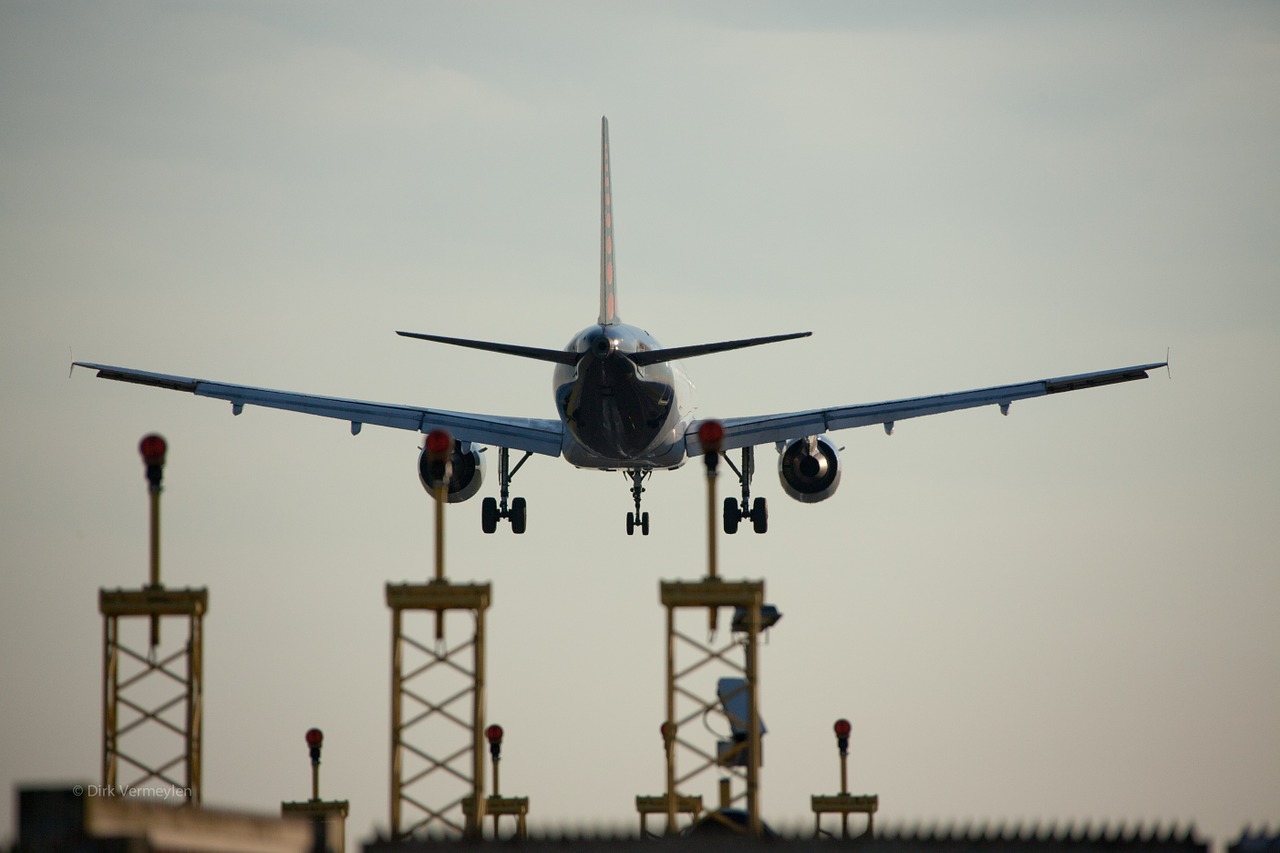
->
[653,420,767,836]
[100,434,206,804]
[661,579,764,834]
[389,430,488,840]
[388,585,489,839]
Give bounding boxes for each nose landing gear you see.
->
[625,468,651,536]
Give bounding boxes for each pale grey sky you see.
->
[2,2,1277,849]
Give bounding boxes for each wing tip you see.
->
[1043,362,1166,395]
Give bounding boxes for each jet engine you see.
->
[777,436,841,503]
[418,440,486,503]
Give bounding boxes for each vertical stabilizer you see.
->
[598,116,620,325]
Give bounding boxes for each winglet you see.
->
[598,116,620,325]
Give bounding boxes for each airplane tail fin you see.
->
[598,116,620,326]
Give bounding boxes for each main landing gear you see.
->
[482,447,532,534]
[722,446,768,534]
[625,467,651,536]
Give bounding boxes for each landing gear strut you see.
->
[625,468,651,536]
[722,446,767,534]
[482,447,532,534]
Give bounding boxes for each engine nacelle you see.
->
[777,436,842,503]
[418,440,485,503]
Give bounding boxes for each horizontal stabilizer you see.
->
[399,329,811,368]
[396,331,578,365]
[631,331,811,366]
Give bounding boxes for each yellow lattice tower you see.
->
[645,420,769,837]
[387,581,489,839]
[100,434,205,804]
[659,579,765,835]
[388,429,490,840]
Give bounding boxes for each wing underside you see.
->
[73,362,564,457]
[687,362,1167,454]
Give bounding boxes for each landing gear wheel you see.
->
[481,497,499,534]
[625,468,651,539]
[723,497,740,535]
[751,497,768,534]
[491,447,534,534]
[510,497,527,535]
[724,446,771,534]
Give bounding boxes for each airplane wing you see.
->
[687,362,1167,453]
[73,362,564,457]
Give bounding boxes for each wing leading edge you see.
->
[688,362,1167,453]
[72,362,564,457]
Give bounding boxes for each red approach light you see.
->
[660,721,675,741]
[834,718,852,738]
[305,728,324,748]
[485,724,504,761]
[697,420,724,452]
[425,429,452,457]
[139,434,167,466]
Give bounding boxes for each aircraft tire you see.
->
[511,497,527,534]
[481,498,499,534]
[626,512,635,536]
[751,497,768,534]
[641,511,650,536]
[723,497,740,534]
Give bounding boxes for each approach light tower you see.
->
[282,728,350,853]
[461,724,530,839]
[811,718,879,838]
[100,434,206,804]
[388,430,491,840]
[647,420,771,836]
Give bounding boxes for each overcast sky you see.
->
[2,2,1277,849]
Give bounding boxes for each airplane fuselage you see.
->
[555,323,691,469]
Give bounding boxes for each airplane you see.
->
[74,116,1166,537]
